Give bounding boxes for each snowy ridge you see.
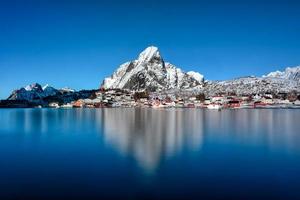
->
[137,46,161,63]
[187,71,204,83]
[102,46,204,91]
[263,66,300,82]
[201,76,300,97]
[60,87,75,93]
[8,83,74,101]
[24,83,43,92]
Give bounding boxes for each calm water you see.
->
[1,108,300,199]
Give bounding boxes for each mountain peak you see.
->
[137,46,161,63]
[7,83,76,101]
[24,83,43,92]
[263,65,300,82]
[42,84,50,90]
[102,46,204,91]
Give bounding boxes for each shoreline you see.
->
[1,106,300,109]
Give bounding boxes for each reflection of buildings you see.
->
[2,108,300,173]
[101,108,300,172]
[101,108,204,171]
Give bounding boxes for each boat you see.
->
[240,103,253,109]
[60,103,73,108]
[207,103,223,110]
[49,102,60,108]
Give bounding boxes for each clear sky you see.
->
[1,0,300,99]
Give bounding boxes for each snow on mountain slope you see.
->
[8,83,46,101]
[8,83,61,101]
[196,66,300,96]
[24,83,44,92]
[43,84,60,96]
[201,76,300,96]
[60,87,75,93]
[187,71,204,83]
[102,46,204,91]
[263,66,300,82]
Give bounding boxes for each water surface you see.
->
[1,108,300,199]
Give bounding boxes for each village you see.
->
[48,89,300,110]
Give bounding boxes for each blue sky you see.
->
[1,0,300,99]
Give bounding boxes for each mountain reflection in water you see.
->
[101,108,300,171]
[1,108,300,199]
[101,108,204,171]
[1,108,300,173]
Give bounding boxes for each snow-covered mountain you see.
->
[7,83,95,106]
[187,71,204,83]
[8,83,66,101]
[263,66,300,82]
[201,76,300,96]
[102,46,204,91]
[59,87,75,93]
[42,84,61,97]
[200,66,300,96]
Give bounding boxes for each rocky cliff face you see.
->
[102,46,204,91]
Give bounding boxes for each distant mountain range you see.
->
[202,66,300,96]
[4,46,300,102]
[7,83,95,105]
[8,83,60,101]
[263,66,300,82]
